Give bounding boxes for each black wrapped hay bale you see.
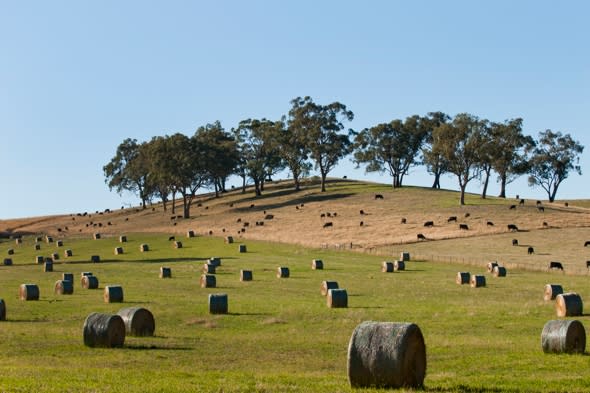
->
[81,275,99,289]
[119,235,127,243]
[382,261,394,273]
[203,263,216,274]
[54,280,73,295]
[51,252,59,261]
[493,266,507,277]
[35,255,44,264]
[83,312,125,348]
[208,293,228,314]
[456,272,470,285]
[486,261,498,273]
[394,261,405,271]
[209,257,221,267]
[556,293,583,317]
[239,244,247,253]
[44,260,53,272]
[240,269,253,281]
[117,307,155,336]
[90,255,100,263]
[187,230,195,238]
[225,236,234,244]
[7,248,14,255]
[3,258,13,266]
[139,244,149,252]
[114,247,124,255]
[277,267,290,278]
[400,252,410,262]
[327,288,348,308]
[0,299,5,321]
[62,273,74,282]
[541,320,586,354]
[544,284,563,301]
[321,281,339,296]
[347,321,426,388]
[312,259,323,270]
[200,274,216,288]
[470,275,486,288]
[34,243,41,250]
[56,240,63,247]
[160,266,171,278]
[174,241,183,249]
[19,284,39,300]
[93,233,101,240]
[64,249,73,257]
[104,286,124,303]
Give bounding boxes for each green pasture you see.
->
[1,234,590,392]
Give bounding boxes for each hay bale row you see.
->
[456,272,470,285]
[208,293,228,314]
[55,280,73,295]
[160,266,172,278]
[544,284,563,301]
[104,286,124,303]
[327,289,348,308]
[83,312,125,348]
[312,259,323,270]
[117,307,155,336]
[277,267,290,278]
[541,319,586,354]
[556,293,583,317]
[347,321,426,388]
[19,284,39,300]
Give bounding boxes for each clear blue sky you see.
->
[1,1,588,219]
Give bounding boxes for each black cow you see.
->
[447,216,457,223]
[543,222,549,227]
[527,246,534,255]
[360,210,365,215]
[424,221,434,227]
[538,206,545,212]
[374,194,384,200]
[487,221,494,226]
[512,239,518,246]
[236,218,242,223]
[265,214,274,220]
[548,261,564,271]
[509,205,517,210]
[401,218,407,224]
[168,236,175,241]
[519,199,525,205]
[585,241,590,247]
[536,200,542,206]
[250,204,255,208]
[586,261,590,269]
[417,233,426,241]
[459,224,469,230]
[333,212,338,217]
[326,212,332,217]
[323,222,333,228]
[359,221,364,227]
[320,213,326,218]
[243,222,250,227]
[464,213,470,218]
[565,202,569,207]
[507,224,519,232]
[209,230,213,235]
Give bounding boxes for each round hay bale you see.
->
[382,261,394,273]
[7,248,14,255]
[19,284,39,300]
[312,259,324,270]
[174,241,183,249]
[470,275,486,288]
[277,267,290,278]
[36,236,42,242]
[209,257,221,267]
[139,244,149,252]
[114,247,124,255]
[203,263,216,274]
[160,266,171,278]
[119,235,127,243]
[327,288,348,308]
[493,266,507,277]
[83,312,125,348]
[90,255,100,263]
[104,285,124,303]
[46,236,53,243]
[238,244,247,253]
[54,280,73,295]
[62,273,74,282]
[117,307,155,336]
[56,240,63,247]
[35,255,44,264]
[225,236,234,244]
[487,261,499,272]
[187,230,195,238]
[544,284,564,301]
[400,252,410,262]
[208,293,228,314]
[456,272,470,285]
[93,233,101,240]
[240,269,253,281]
[44,260,53,272]
[34,243,41,250]
[321,281,339,296]
[347,321,426,388]
[556,293,583,317]
[64,249,73,257]
[0,298,6,321]
[51,252,59,261]
[394,261,405,271]
[15,238,22,245]
[81,275,99,289]
[3,258,13,266]
[200,274,216,288]
[541,319,586,354]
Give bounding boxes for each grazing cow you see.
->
[548,261,564,271]
[536,200,542,206]
[209,230,213,235]
[205,206,209,210]
[459,224,469,230]
[229,203,234,207]
[585,241,590,247]
[237,218,242,223]
[265,214,274,220]
[295,206,299,210]
[333,212,338,217]
[168,236,175,241]
[512,239,518,246]
[323,222,333,228]
[401,218,407,224]
[374,194,384,200]
[125,218,129,221]
[301,203,304,207]
[424,221,434,227]
[326,212,332,217]
[542,222,548,227]
[417,233,426,241]
[359,221,364,227]
[243,222,250,227]
[509,205,517,210]
[507,224,519,232]
[222,228,226,232]
[250,204,255,208]
[586,261,590,269]
[170,216,176,220]
[107,222,112,226]
[447,216,457,223]
[360,210,365,215]
[241,228,246,233]
[486,221,494,227]
[197,203,202,207]
[464,213,470,218]
[565,202,569,207]
[177,215,182,219]
[538,206,545,212]
[57,228,62,232]
[527,246,534,255]
[320,213,326,218]
[519,199,525,205]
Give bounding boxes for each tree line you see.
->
[104,96,584,218]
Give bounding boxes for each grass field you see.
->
[1,232,590,392]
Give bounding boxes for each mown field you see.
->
[1,233,590,392]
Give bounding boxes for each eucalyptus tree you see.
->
[421,112,451,189]
[528,130,584,202]
[283,114,312,191]
[352,115,428,188]
[289,96,354,192]
[144,135,176,211]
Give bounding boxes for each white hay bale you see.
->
[382,261,394,273]
[240,269,253,281]
[114,247,124,255]
[200,274,216,288]
[312,259,324,270]
[277,267,290,278]
[456,272,470,285]
[54,280,73,295]
[81,275,99,289]
[160,267,171,278]
[19,284,39,300]
[556,293,583,317]
[83,312,125,348]
[208,293,228,314]
[394,261,405,271]
[117,307,155,336]
[400,252,410,262]
[470,275,486,288]
[541,319,586,354]
[327,288,348,308]
[104,285,124,303]
[544,284,563,301]
[0,299,6,320]
[347,321,426,388]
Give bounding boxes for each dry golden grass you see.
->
[2,178,589,274]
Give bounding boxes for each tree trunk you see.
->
[498,173,507,198]
[293,173,300,191]
[481,168,491,199]
[431,172,441,189]
[214,181,219,198]
[171,191,176,215]
[182,195,191,219]
[254,178,262,196]
[320,172,327,192]
[460,184,466,205]
[241,175,246,194]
